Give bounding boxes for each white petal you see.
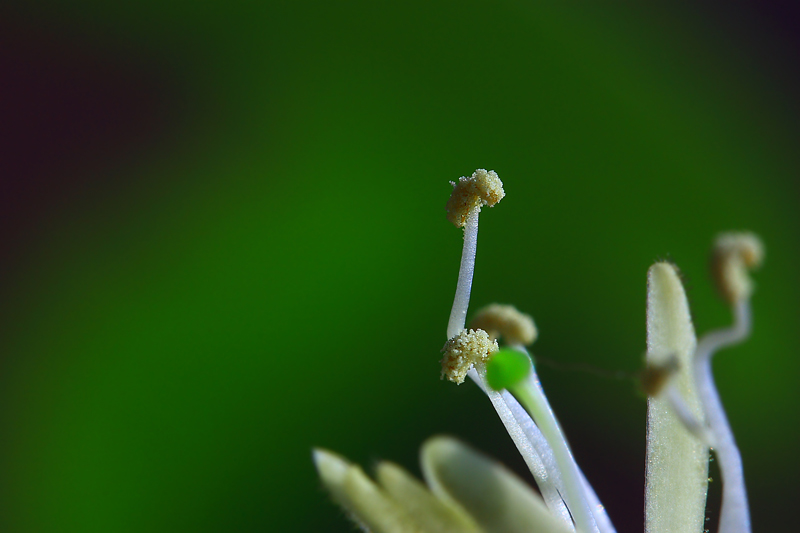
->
[645,263,709,533]
[421,436,573,533]
[377,461,484,533]
[314,448,423,533]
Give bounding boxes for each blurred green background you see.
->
[1,1,798,531]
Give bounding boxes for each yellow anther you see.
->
[440,329,499,384]
[711,232,764,304]
[445,169,505,228]
[469,304,538,346]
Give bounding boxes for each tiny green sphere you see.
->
[485,349,531,391]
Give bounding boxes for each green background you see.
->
[1,1,797,531]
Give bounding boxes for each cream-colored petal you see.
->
[314,448,424,533]
[645,263,709,533]
[421,436,573,533]
[377,461,484,533]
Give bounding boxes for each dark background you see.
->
[0,1,798,531]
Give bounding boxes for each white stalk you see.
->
[693,299,751,533]
[447,207,480,338]
[444,169,504,339]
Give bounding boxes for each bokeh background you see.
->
[1,1,798,531]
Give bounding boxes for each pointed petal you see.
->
[645,263,709,533]
[377,461,484,533]
[313,448,423,533]
[421,436,573,533]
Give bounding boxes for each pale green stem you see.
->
[521,355,614,533]
[502,347,615,533]
[508,349,599,533]
[693,299,751,533]
[469,366,575,530]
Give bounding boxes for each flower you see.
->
[314,171,762,533]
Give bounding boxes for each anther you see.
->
[445,169,505,228]
[711,232,764,304]
[469,303,538,346]
[441,329,499,384]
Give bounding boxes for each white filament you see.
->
[447,208,480,339]
[693,299,752,533]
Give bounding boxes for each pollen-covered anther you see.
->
[440,329,499,384]
[469,303,538,346]
[445,169,505,228]
[711,232,764,304]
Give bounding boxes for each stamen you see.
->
[441,176,614,532]
[443,178,576,527]
[445,170,505,339]
[694,232,762,533]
